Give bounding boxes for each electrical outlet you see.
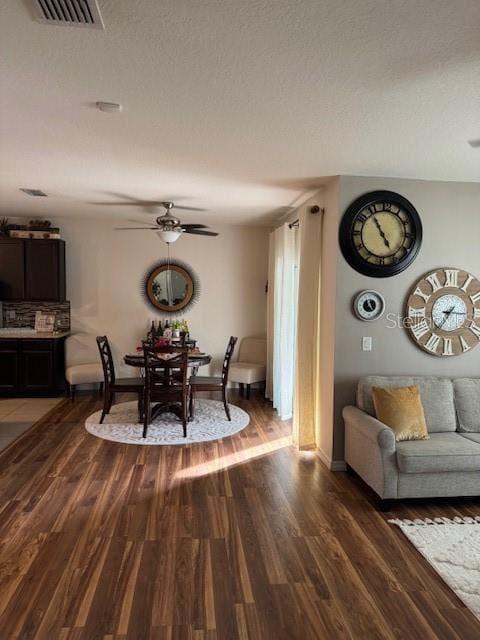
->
[362,336,372,352]
[6,310,15,320]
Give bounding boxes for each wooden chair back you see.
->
[221,336,238,385]
[96,335,116,387]
[143,344,189,398]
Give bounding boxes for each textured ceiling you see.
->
[0,0,479,225]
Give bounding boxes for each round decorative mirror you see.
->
[143,260,199,313]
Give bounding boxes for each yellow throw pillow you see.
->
[372,385,429,442]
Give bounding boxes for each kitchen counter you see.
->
[0,330,70,340]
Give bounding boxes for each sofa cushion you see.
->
[357,376,456,433]
[396,433,480,474]
[459,433,480,445]
[453,379,480,432]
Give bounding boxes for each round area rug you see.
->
[85,399,250,445]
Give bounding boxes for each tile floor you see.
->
[0,397,64,453]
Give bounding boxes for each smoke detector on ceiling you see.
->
[27,0,105,30]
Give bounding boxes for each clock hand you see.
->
[439,306,455,328]
[442,308,467,330]
[373,216,390,250]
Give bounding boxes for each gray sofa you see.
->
[343,376,480,505]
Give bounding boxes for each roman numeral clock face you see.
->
[407,269,480,357]
[339,190,422,277]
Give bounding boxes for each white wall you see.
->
[53,218,269,377]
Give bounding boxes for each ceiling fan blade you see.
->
[127,219,157,226]
[94,192,163,206]
[90,200,164,207]
[181,223,208,229]
[115,227,159,230]
[105,191,148,202]
[173,205,206,212]
[89,201,143,206]
[183,229,219,236]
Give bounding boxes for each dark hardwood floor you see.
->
[0,392,479,639]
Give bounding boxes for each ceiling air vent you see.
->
[29,0,105,29]
[20,188,48,197]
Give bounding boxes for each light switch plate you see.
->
[362,336,372,351]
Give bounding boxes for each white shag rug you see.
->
[390,516,480,620]
[85,399,249,445]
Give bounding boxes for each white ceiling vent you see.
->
[29,0,105,29]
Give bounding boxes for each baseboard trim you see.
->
[316,449,347,472]
[316,447,331,469]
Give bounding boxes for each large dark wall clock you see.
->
[339,190,423,277]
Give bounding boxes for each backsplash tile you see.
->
[2,301,70,330]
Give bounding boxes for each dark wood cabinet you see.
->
[0,340,20,393]
[0,240,25,300]
[0,338,66,396]
[21,348,54,393]
[0,238,65,301]
[25,240,66,301]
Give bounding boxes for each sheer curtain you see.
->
[266,223,298,420]
[266,208,323,448]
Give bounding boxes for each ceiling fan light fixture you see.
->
[157,229,183,244]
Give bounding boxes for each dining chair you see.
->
[189,336,237,421]
[143,344,190,438]
[96,336,144,424]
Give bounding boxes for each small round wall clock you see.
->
[354,290,386,321]
[406,268,480,357]
[339,190,422,277]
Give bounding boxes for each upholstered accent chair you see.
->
[65,333,104,400]
[229,336,266,398]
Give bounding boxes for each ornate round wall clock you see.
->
[339,190,423,277]
[406,268,480,357]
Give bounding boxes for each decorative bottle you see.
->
[147,321,155,343]
[163,320,172,339]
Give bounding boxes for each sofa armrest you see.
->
[343,405,398,500]
[342,406,396,452]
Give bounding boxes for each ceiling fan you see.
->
[114,201,219,244]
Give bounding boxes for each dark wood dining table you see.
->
[124,352,211,376]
